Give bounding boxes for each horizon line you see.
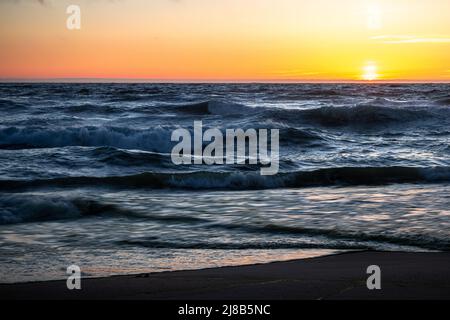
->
[1,78,449,84]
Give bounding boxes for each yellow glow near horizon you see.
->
[362,62,379,81]
[0,0,449,81]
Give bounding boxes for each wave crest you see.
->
[0,195,120,225]
[173,100,253,116]
[0,126,175,152]
[171,100,450,127]
[2,166,450,191]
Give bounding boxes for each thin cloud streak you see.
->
[371,35,450,44]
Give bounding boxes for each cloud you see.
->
[371,35,450,44]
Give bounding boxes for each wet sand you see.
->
[1,251,449,300]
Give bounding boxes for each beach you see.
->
[1,251,449,300]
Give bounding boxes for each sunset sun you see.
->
[362,62,379,81]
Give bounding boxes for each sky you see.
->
[0,0,449,82]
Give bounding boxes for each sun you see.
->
[362,62,379,81]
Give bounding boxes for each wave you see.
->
[118,230,448,251]
[117,239,369,250]
[435,97,450,106]
[92,147,296,169]
[298,89,342,96]
[279,126,324,145]
[271,104,448,126]
[0,125,175,152]
[0,194,210,225]
[173,100,254,116]
[0,99,25,110]
[0,195,123,225]
[64,104,124,114]
[2,166,450,191]
[0,123,324,152]
[169,100,450,127]
[91,147,174,167]
[1,194,447,250]
[204,223,449,251]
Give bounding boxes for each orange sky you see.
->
[0,0,449,82]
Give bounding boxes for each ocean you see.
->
[0,83,449,283]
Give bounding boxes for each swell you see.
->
[0,195,124,225]
[2,166,449,191]
[0,99,25,110]
[0,193,446,250]
[0,194,208,225]
[63,103,124,114]
[91,147,174,167]
[202,223,450,251]
[270,104,448,126]
[2,101,449,152]
[435,96,450,106]
[117,239,370,250]
[0,125,175,152]
[0,123,323,151]
[171,100,252,116]
[167,100,450,127]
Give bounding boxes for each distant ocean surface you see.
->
[1,83,450,283]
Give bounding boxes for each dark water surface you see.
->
[0,83,449,282]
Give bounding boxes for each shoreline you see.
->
[1,250,449,300]
[0,248,342,285]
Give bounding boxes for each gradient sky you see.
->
[0,0,449,81]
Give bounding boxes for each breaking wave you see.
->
[0,195,123,225]
[0,194,210,225]
[271,104,450,126]
[170,100,450,127]
[2,166,450,191]
[172,100,254,116]
[0,125,175,152]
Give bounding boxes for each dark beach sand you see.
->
[1,251,449,300]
